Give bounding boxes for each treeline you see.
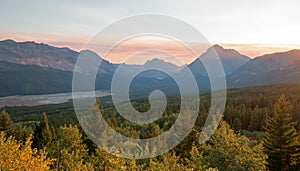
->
[1,94,300,170]
[2,84,300,134]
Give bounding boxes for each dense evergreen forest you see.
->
[1,83,300,170]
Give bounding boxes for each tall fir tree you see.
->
[33,113,53,149]
[0,111,13,136]
[263,95,300,171]
[13,123,31,142]
[232,117,242,133]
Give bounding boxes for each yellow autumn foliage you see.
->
[0,132,53,170]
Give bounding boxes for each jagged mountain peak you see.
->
[188,44,250,76]
[144,58,180,67]
[145,58,165,64]
[206,44,249,59]
[209,44,224,49]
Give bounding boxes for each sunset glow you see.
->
[1,0,300,64]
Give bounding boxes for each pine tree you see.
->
[248,107,260,131]
[13,123,31,142]
[259,110,268,131]
[0,111,13,136]
[263,95,300,170]
[232,117,242,133]
[32,113,53,149]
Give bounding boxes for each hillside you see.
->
[228,50,300,87]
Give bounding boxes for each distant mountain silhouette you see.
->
[188,44,250,77]
[118,58,182,79]
[0,39,300,97]
[228,50,300,87]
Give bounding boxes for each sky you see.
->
[1,0,300,64]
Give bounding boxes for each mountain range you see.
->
[0,39,299,97]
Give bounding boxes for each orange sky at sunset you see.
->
[1,33,299,65]
[220,44,300,58]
